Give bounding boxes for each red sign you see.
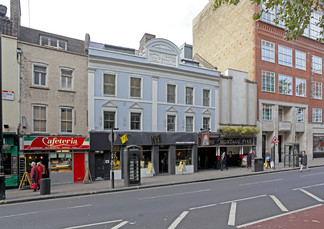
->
[24,136,89,150]
[271,136,279,144]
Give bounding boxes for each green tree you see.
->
[213,0,324,42]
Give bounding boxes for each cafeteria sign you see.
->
[24,136,89,150]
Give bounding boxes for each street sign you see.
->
[271,136,279,144]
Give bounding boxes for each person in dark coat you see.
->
[30,162,39,192]
[247,153,252,169]
[299,151,310,172]
[220,152,228,171]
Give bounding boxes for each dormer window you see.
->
[40,36,67,50]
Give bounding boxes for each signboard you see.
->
[2,90,15,101]
[24,136,89,150]
[271,136,279,144]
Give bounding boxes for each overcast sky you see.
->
[2,0,210,49]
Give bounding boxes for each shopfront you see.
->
[3,133,19,187]
[89,131,197,180]
[198,132,257,169]
[22,136,89,184]
[313,135,324,158]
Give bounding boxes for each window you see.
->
[185,116,194,132]
[104,74,116,96]
[261,40,275,63]
[130,112,141,130]
[262,71,275,93]
[278,45,292,67]
[176,145,192,166]
[33,64,47,87]
[278,74,292,95]
[60,68,73,90]
[295,78,306,97]
[312,55,322,74]
[261,3,276,24]
[186,87,194,105]
[167,115,176,131]
[262,104,272,121]
[310,12,322,40]
[312,108,322,123]
[103,111,115,130]
[40,36,67,50]
[203,117,210,130]
[203,89,210,107]
[295,50,306,70]
[33,105,47,132]
[130,77,141,98]
[60,107,73,133]
[313,82,322,100]
[167,84,176,103]
[278,108,283,122]
[296,108,304,122]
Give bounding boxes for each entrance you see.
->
[73,153,85,182]
[25,153,49,178]
[159,146,169,174]
[95,153,105,179]
[198,148,216,170]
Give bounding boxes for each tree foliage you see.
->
[213,0,324,42]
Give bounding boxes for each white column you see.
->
[152,77,158,131]
[88,70,95,131]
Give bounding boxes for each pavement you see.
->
[2,158,324,205]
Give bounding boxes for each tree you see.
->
[213,0,324,42]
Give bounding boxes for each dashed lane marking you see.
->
[298,188,324,202]
[62,219,123,229]
[111,221,129,229]
[168,211,189,229]
[189,203,217,210]
[220,194,267,204]
[138,189,211,200]
[239,179,283,186]
[228,202,237,226]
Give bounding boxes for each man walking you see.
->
[299,151,310,172]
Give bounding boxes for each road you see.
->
[0,167,323,229]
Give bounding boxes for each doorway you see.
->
[73,153,85,182]
[159,146,169,174]
[198,148,216,170]
[95,153,105,179]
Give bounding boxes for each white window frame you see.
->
[103,73,117,96]
[166,114,177,132]
[261,40,275,63]
[130,76,143,99]
[262,104,273,121]
[32,63,48,87]
[295,78,306,97]
[32,104,47,133]
[278,45,292,67]
[60,67,74,90]
[296,107,304,122]
[313,81,322,100]
[295,50,306,70]
[185,115,195,132]
[40,35,67,50]
[130,111,142,131]
[202,89,211,107]
[312,55,323,74]
[312,108,322,123]
[202,116,211,131]
[60,107,74,134]
[310,12,322,40]
[166,83,177,104]
[103,109,117,130]
[278,74,292,95]
[185,86,195,105]
[262,71,275,93]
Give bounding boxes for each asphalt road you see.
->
[0,167,323,229]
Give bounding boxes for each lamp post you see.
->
[0,35,6,200]
[110,127,118,189]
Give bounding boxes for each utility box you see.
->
[254,158,264,172]
[124,145,141,187]
[40,178,51,195]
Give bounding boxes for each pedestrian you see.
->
[220,152,228,171]
[30,162,39,192]
[251,150,256,171]
[265,150,271,169]
[299,151,310,172]
[247,153,252,170]
[37,162,43,190]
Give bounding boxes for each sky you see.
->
[2,0,210,49]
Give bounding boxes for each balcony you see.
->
[261,120,274,131]
[295,122,305,132]
[279,121,291,132]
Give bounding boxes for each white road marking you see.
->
[298,188,324,202]
[228,202,237,226]
[0,204,92,219]
[239,179,283,186]
[301,172,324,177]
[269,195,288,212]
[138,189,211,200]
[189,204,217,210]
[236,204,323,228]
[168,211,189,229]
[293,183,324,190]
[220,194,266,204]
[111,221,129,229]
[63,219,123,229]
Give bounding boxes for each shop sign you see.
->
[2,90,15,101]
[199,136,256,146]
[24,136,89,150]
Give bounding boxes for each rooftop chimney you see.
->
[139,33,155,55]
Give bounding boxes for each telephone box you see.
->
[124,145,141,187]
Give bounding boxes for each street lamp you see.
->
[110,127,118,188]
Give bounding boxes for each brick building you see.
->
[193,0,324,161]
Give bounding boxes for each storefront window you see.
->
[50,151,72,173]
[313,135,324,158]
[176,145,192,166]
[140,146,152,168]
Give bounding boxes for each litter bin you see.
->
[40,178,51,195]
[254,158,264,172]
[0,176,5,200]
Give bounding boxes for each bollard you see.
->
[40,178,51,195]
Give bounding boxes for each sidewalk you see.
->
[2,158,324,205]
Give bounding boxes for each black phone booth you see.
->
[124,145,141,187]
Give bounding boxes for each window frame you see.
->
[32,63,48,87]
[32,104,47,133]
[295,50,306,70]
[262,71,275,93]
[278,45,292,67]
[130,111,142,130]
[312,108,322,123]
[130,76,142,99]
[60,67,74,90]
[39,35,67,50]
[103,73,117,96]
[185,115,194,132]
[313,81,322,100]
[312,55,323,74]
[167,84,176,103]
[202,89,211,107]
[166,114,176,132]
[262,104,273,121]
[295,78,307,97]
[60,107,74,134]
[103,110,116,130]
[296,107,304,122]
[202,116,210,130]
[278,74,292,95]
[261,40,275,63]
[185,86,194,105]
